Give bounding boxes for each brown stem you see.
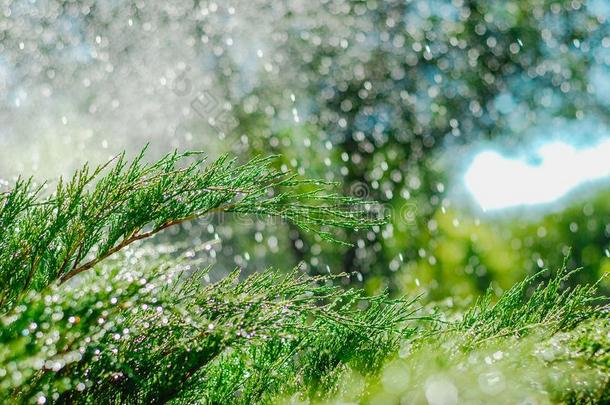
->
[58,203,236,284]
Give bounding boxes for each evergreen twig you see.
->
[0,148,383,310]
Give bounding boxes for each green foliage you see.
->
[0,148,382,311]
[387,195,610,302]
[0,151,608,404]
[310,266,609,405]
[0,248,415,404]
[457,265,605,347]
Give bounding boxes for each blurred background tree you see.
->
[0,0,608,303]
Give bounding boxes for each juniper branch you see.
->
[0,249,416,404]
[0,148,383,310]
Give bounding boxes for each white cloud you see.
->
[464,138,610,211]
